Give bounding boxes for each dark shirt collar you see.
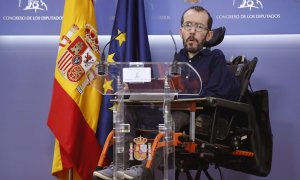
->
[180,48,211,60]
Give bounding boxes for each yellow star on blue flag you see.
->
[116,29,126,46]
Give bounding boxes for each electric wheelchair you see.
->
[95,27,273,180]
[172,27,273,180]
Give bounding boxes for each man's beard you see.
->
[183,36,204,53]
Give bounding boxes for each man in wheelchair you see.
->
[94,5,272,180]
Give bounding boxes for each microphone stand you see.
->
[98,32,124,75]
[169,31,180,76]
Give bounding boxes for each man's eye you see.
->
[197,25,203,29]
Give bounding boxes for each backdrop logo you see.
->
[233,0,263,11]
[216,0,280,23]
[19,0,48,13]
[184,0,201,3]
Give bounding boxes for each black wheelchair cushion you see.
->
[219,90,272,177]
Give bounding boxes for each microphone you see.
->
[169,31,180,76]
[98,32,124,75]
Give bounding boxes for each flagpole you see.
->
[68,169,73,180]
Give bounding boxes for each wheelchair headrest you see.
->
[204,26,226,48]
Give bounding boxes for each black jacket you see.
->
[178,48,240,101]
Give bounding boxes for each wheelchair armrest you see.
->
[197,97,250,113]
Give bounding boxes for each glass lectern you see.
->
[89,62,201,180]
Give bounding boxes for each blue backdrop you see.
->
[0,0,300,179]
[1,0,300,35]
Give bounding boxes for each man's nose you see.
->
[189,27,196,34]
[189,26,196,33]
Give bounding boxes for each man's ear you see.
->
[206,30,213,42]
[179,28,183,39]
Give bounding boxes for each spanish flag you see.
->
[47,0,101,179]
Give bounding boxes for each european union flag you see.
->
[96,0,151,163]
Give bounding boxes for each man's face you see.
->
[180,10,212,54]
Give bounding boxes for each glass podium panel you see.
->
[88,62,201,179]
